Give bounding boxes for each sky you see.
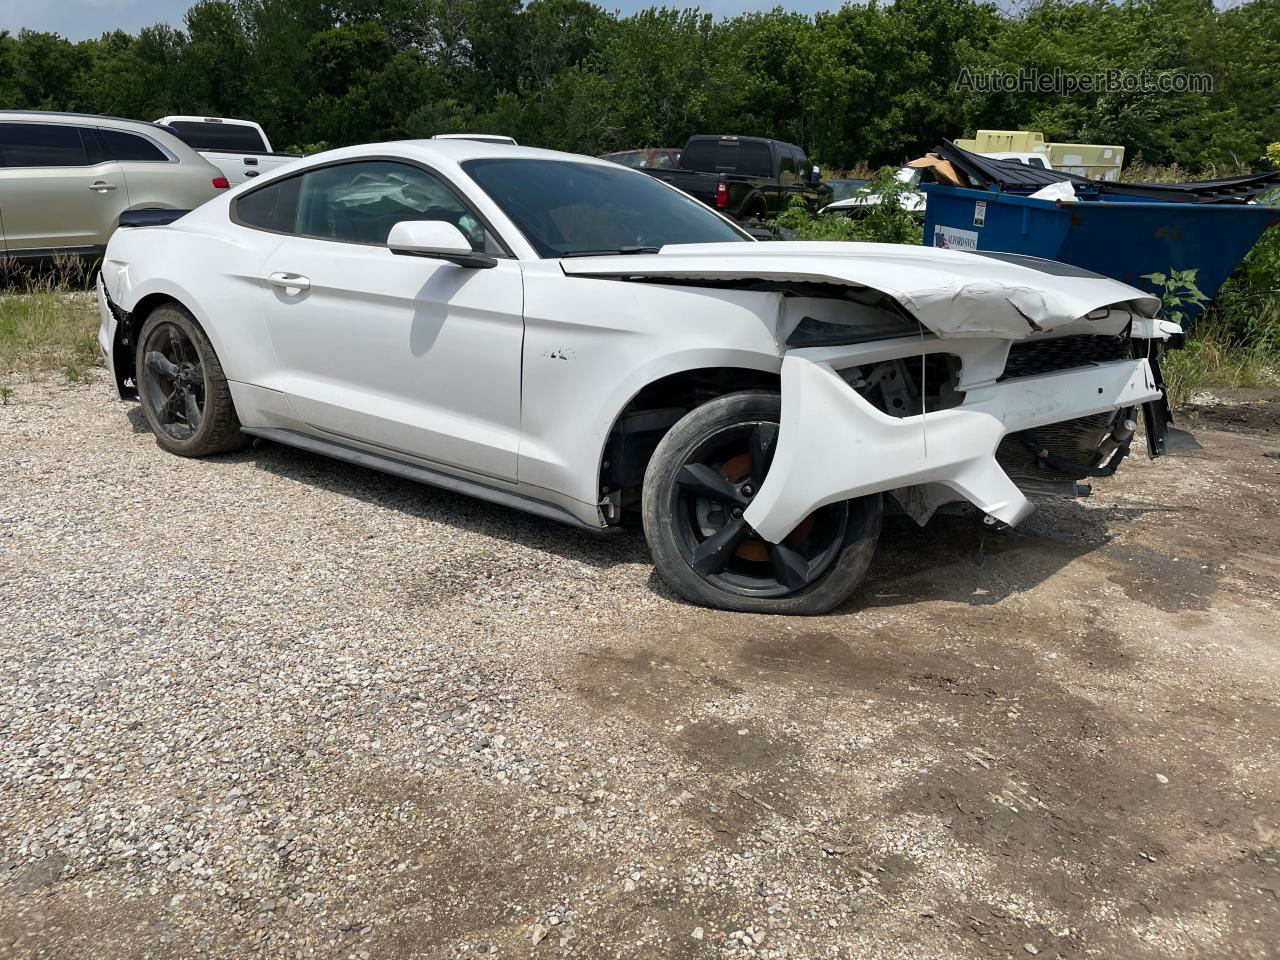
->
[0,0,850,41]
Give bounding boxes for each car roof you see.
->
[431,133,517,145]
[158,115,263,127]
[0,109,213,166]
[315,138,618,169]
[685,134,804,151]
[0,109,170,133]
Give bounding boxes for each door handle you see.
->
[89,182,117,192]
[267,272,310,292]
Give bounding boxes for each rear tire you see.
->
[135,303,248,457]
[642,392,881,615]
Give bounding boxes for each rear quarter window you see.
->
[100,129,169,163]
[235,175,302,232]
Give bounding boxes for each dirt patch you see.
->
[3,377,1280,959]
[1182,387,1280,437]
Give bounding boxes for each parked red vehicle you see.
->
[600,148,682,170]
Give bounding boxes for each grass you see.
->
[1159,224,1280,407]
[0,246,1273,412]
[0,259,102,384]
[1163,306,1280,408]
[1119,157,1255,184]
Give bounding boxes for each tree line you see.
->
[1,0,1276,173]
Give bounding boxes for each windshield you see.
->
[826,179,867,202]
[462,158,749,258]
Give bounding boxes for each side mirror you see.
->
[387,220,496,269]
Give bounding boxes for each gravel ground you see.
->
[2,373,1278,960]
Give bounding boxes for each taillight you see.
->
[212,176,230,189]
[715,180,728,209]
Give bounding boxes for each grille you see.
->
[997,413,1115,484]
[1001,334,1131,381]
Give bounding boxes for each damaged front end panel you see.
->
[564,240,1185,537]
[742,323,1177,542]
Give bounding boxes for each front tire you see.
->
[642,392,881,615]
[135,303,247,457]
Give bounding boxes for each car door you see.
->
[0,121,126,255]
[246,159,524,481]
[95,125,216,213]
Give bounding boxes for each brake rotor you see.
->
[718,453,814,562]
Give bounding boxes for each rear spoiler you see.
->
[119,209,188,228]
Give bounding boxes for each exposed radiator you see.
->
[997,413,1117,488]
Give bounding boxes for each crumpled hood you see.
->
[560,241,1160,339]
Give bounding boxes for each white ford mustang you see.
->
[97,138,1184,614]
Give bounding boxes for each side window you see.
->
[100,129,169,163]
[236,160,502,255]
[235,174,302,232]
[0,123,89,167]
[778,147,796,178]
[293,161,500,253]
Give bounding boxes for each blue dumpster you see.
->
[921,182,1280,311]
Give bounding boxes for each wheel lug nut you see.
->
[731,508,743,519]
[742,485,754,497]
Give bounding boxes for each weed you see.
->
[0,259,101,380]
[769,166,923,245]
[1141,268,1208,326]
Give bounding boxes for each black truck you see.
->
[642,135,830,223]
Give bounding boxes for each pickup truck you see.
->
[643,135,830,223]
[154,116,299,187]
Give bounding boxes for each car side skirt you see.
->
[241,427,609,533]
[3,245,105,261]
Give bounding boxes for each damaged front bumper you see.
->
[96,271,138,400]
[743,338,1164,542]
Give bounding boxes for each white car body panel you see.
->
[822,190,927,216]
[560,242,1158,339]
[519,260,783,505]
[744,351,1160,541]
[259,234,525,480]
[98,138,1171,543]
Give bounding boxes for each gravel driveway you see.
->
[2,375,1278,959]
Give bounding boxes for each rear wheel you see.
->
[642,392,881,614]
[135,303,247,457]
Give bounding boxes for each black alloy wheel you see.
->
[141,320,206,440]
[668,419,851,599]
[643,392,881,615]
[135,302,248,457]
